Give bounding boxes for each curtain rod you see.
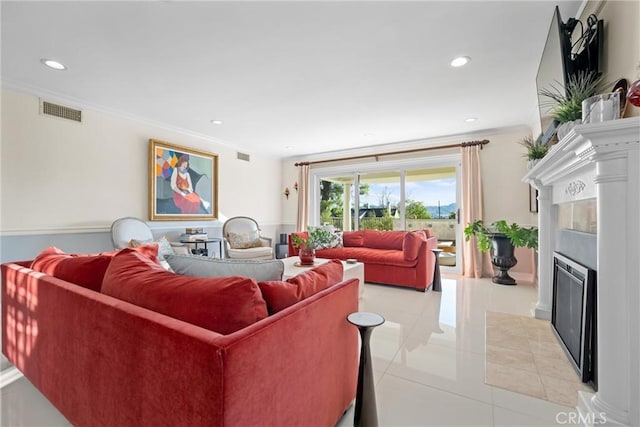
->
[294,139,489,167]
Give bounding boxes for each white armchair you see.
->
[222,216,273,260]
[110,217,190,254]
[110,217,154,249]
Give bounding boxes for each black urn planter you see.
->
[489,233,518,285]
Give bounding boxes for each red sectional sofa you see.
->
[1,248,359,427]
[289,229,438,292]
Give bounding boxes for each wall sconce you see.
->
[283,187,290,199]
[294,181,298,191]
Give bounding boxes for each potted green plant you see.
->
[464,220,538,285]
[519,135,548,169]
[291,228,333,265]
[539,70,604,139]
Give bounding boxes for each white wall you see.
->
[0,89,282,233]
[579,0,640,116]
[480,130,537,227]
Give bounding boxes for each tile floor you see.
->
[485,311,594,407]
[1,274,582,426]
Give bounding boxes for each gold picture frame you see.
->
[529,185,538,213]
[149,139,218,221]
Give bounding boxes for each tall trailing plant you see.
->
[464,220,538,252]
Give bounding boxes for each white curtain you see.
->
[461,145,492,278]
[296,164,310,231]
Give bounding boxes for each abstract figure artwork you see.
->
[149,139,218,221]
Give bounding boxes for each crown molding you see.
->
[1,80,245,153]
[286,124,530,164]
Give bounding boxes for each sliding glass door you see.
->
[318,175,356,231]
[404,167,458,268]
[357,171,402,230]
[309,156,461,271]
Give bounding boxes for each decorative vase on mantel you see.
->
[527,159,540,170]
[628,79,640,108]
[489,233,518,285]
[298,248,316,266]
[556,119,582,141]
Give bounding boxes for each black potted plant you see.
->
[464,220,538,285]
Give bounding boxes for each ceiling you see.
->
[1,1,581,159]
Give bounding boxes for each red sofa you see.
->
[289,229,438,291]
[2,249,359,427]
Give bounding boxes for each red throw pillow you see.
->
[342,231,364,247]
[363,230,405,250]
[258,259,344,314]
[99,243,160,264]
[403,230,427,261]
[30,247,113,292]
[101,249,268,334]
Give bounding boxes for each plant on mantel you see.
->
[519,135,548,168]
[539,70,605,124]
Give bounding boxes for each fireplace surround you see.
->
[523,117,639,427]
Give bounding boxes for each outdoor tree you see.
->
[377,186,394,209]
[405,199,431,219]
[319,180,370,224]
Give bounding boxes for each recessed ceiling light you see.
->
[464,117,478,123]
[285,146,294,150]
[450,56,470,67]
[210,120,223,125]
[40,58,67,70]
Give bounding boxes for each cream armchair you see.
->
[222,216,273,260]
[110,217,190,254]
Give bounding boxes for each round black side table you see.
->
[431,249,443,292]
[347,312,385,427]
[179,238,222,258]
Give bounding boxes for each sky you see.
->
[360,178,456,207]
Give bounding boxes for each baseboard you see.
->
[577,390,630,427]
[0,366,23,388]
[534,306,551,320]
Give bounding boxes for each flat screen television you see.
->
[536,6,604,144]
[536,6,572,143]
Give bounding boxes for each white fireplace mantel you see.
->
[523,117,640,427]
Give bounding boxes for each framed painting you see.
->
[529,185,538,213]
[149,139,218,221]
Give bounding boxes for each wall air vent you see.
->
[237,152,250,162]
[40,100,82,122]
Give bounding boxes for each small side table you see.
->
[179,238,222,258]
[347,312,385,427]
[431,249,442,292]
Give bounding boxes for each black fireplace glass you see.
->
[551,252,596,385]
